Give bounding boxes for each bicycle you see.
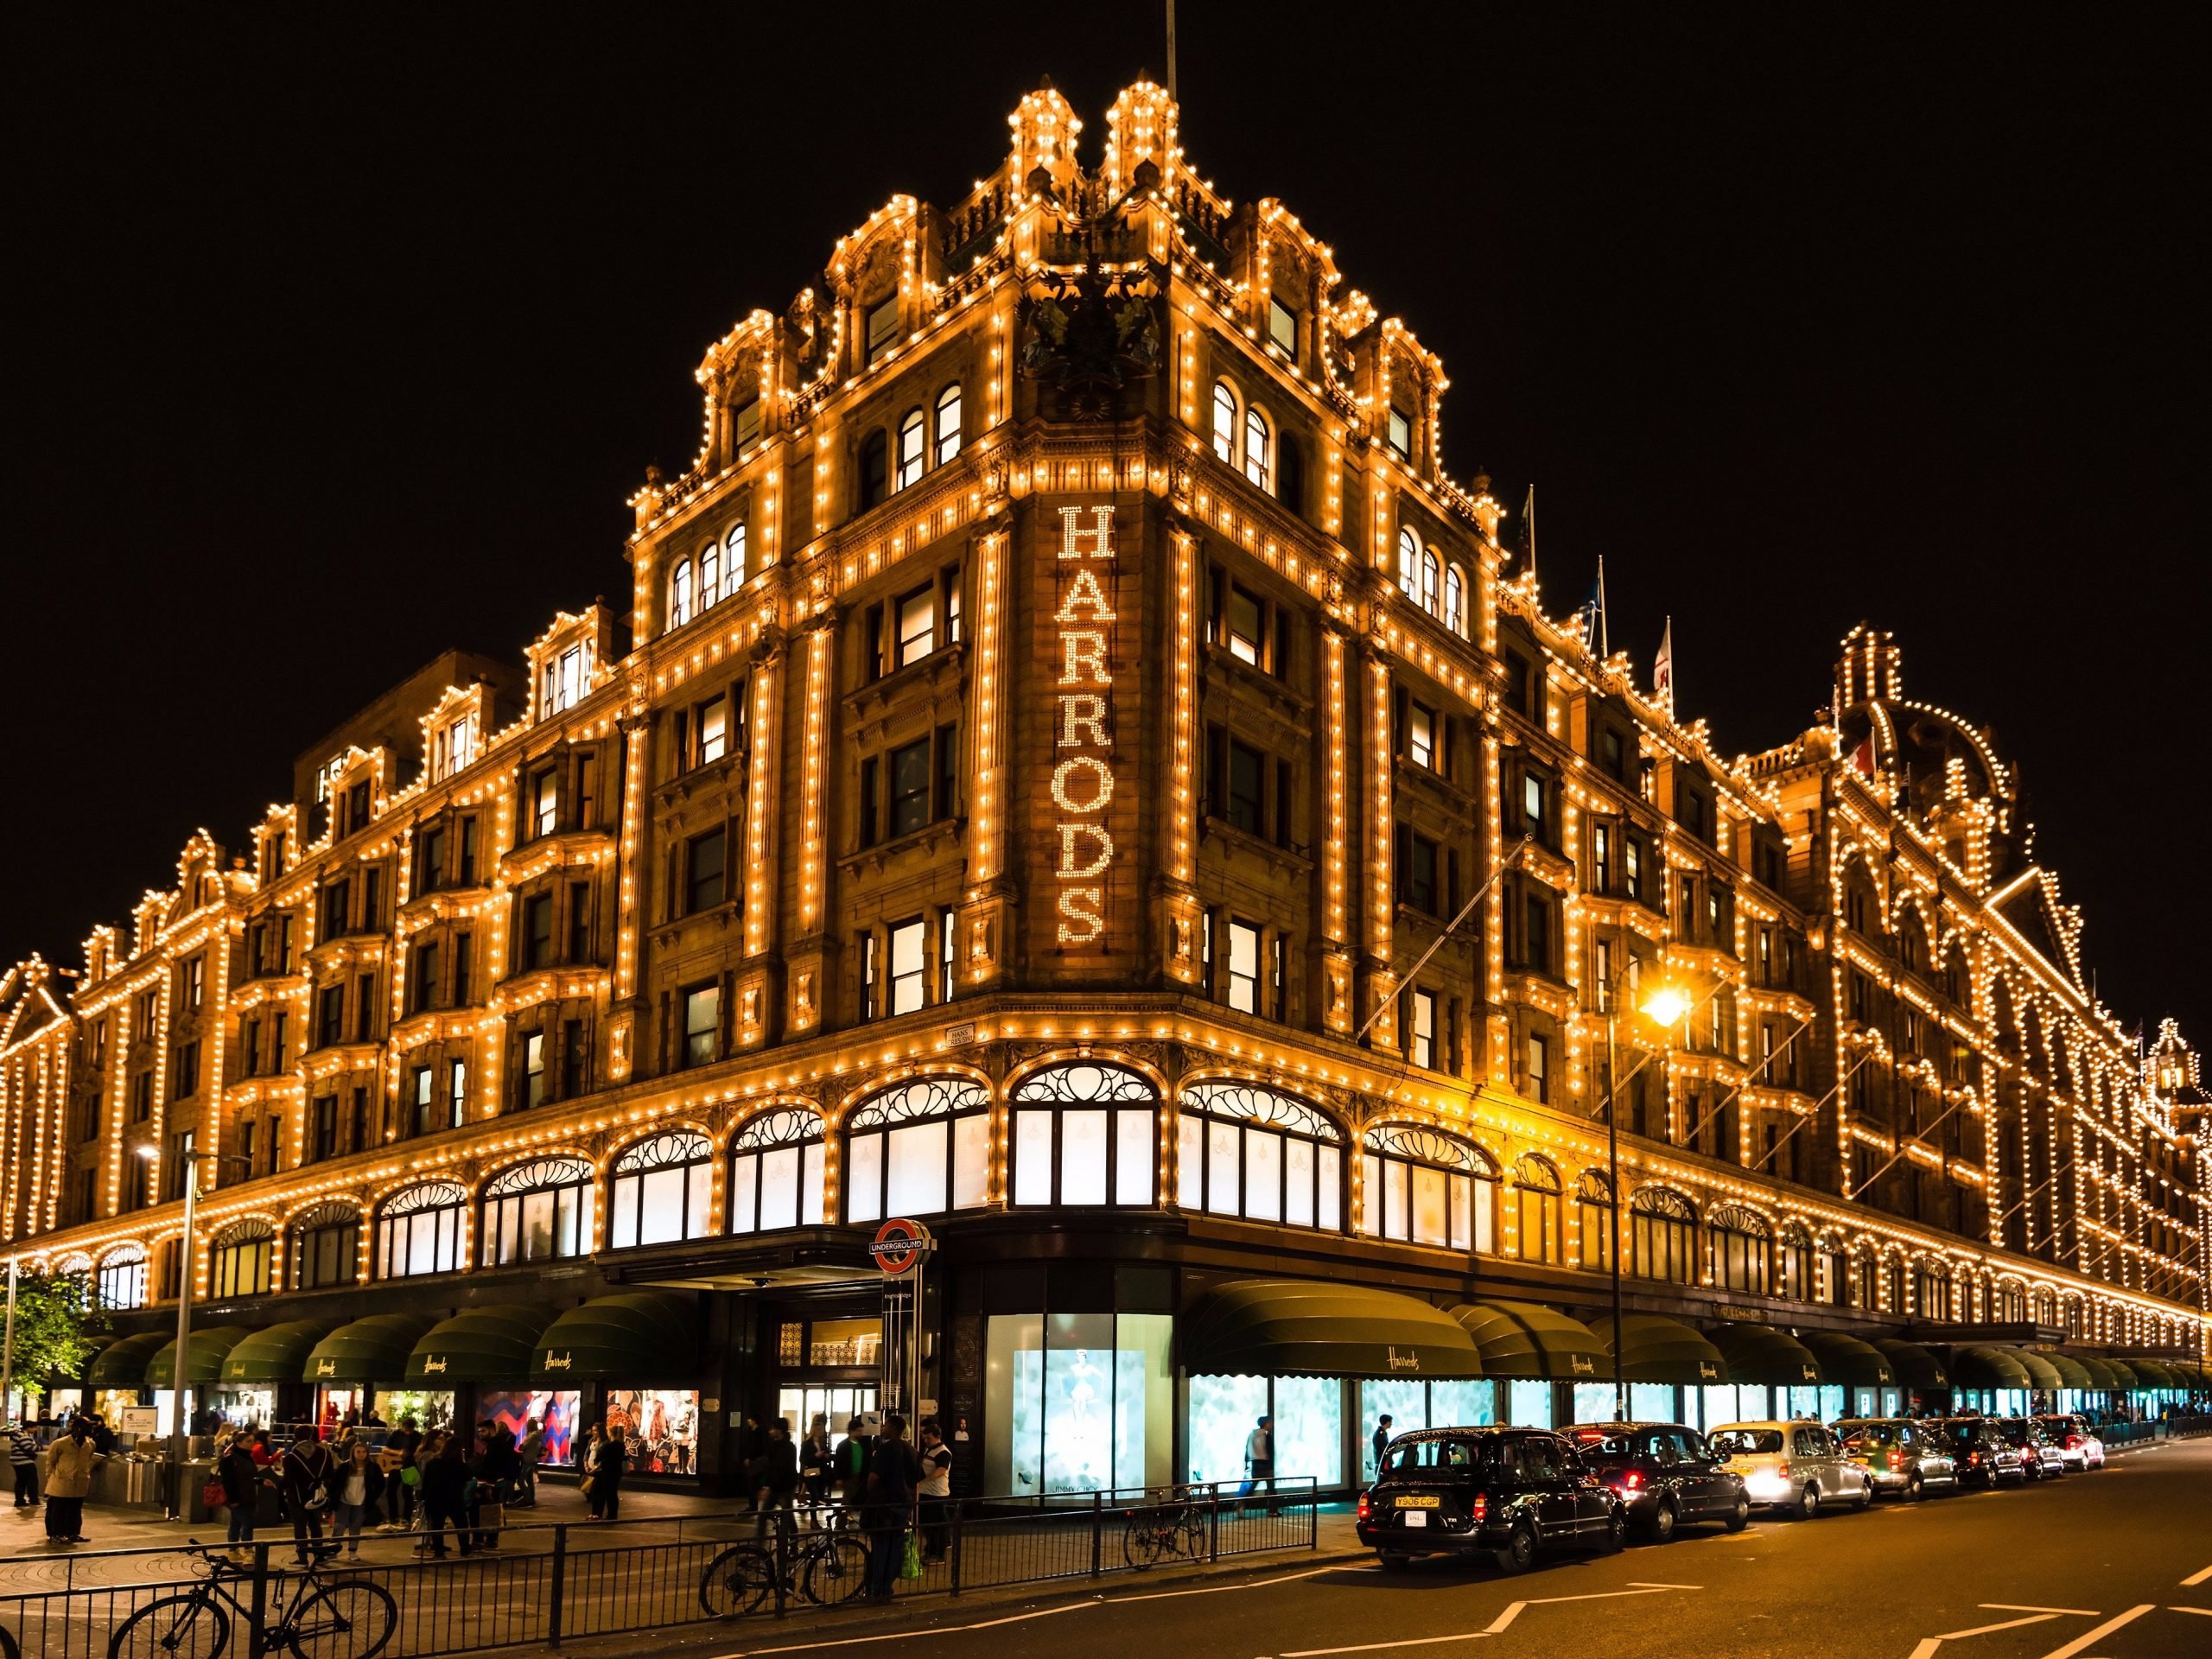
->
[699,1504,870,1616]
[1122,1486,1210,1569]
[108,1540,397,1659]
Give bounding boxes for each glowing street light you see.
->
[1638,983,1692,1028]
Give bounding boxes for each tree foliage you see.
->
[4,1271,110,1402]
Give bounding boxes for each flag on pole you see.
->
[1652,616,1674,715]
[1573,557,1608,655]
[1850,732,1877,778]
[1521,483,1535,578]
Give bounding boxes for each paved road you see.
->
[677,1439,2212,1659]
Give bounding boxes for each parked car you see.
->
[1708,1421,1873,1517]
[2034,1414,2105,1471]
[1834,1418,1960,1500]
[1935,1417,2027,1488]
[1993,1417,2067,1480]
[1356,1427,1625,1573]
[1566,1422,1751,1540]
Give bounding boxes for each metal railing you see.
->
[0,1479,1319,1656]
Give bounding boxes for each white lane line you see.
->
[703,1602,1089,1656]
[1278,1583,1702,1655]
[2184,1562,2212,1586]
[1115,1564,1352,1603]
[1981,1604,2101,1616]
[2171,1605,2212,1617]
[2034,1604,2155,1658]
[1906,1611,2068,1658]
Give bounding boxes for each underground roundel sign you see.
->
[870,1217,933,1275]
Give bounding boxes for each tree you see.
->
[3,1270,110,1406]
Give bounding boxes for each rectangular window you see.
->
[574,752,598,826]
[897,587,935,666]
[1224,584,1263,666]
[1410,989,1437,1070]
[866,295,899,364]
[568,881,592,961]
[1227,739,1266,836]
[1593,823,1612,892]
[361,868,382,927]
[533,770,558,837]
[1602,727,1625,780]
[313,1095,338,1161]
[452,932,471,1003]
[1523,892,1551,973]
[184,956,205,1010]
[418,825,445,892]
[411,1065,435,1135]
[1227,921,1261,1014]
[1503,650,1531,716]
[317,983,345,1049]
[561,1017,586,1098]
[458,817,478,883]
[939,909,957,1003]
[1527,1034,1550,1103]
[448,1059,467,1128]
[888,919,926,1015]
[734,397,761,453]
[889,739,931,836]
[524,892,554,969]
[1386,405,1412,460]
[861,933,880,1018]
[1522,772,1546,840]
[683,984,719,1067]
[858,757,880,849]
[696,696,727,766]
[688,828,727,913]
[524,1032,547,1108]
[936,723,958,823]
[1408,702,1435,770]
[346,780,371,836]
[1268,297,1297,354]
[172,1039,200,1100]
[1397,828,1439,913]
[346,973,369,1045]
[1624,838,1643,900]
[322,880,350,939]
[1594,941,1612,1012]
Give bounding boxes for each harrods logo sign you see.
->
[1386,1346,1421,1373]
[1050,505,1120,945]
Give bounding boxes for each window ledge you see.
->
[838,817,963,876]
[497,826,614,880]
[844,641,968,722]
[654,753,747,809]
[651,899,741,950]
[1201,643,1312,721]
[1198,814,1312,875]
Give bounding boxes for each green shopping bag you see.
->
[899,1532,924,1581]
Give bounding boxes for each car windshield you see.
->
[1382,1439,1486,1477]
[1710,1429,1784,1455]
[1844,1423,1897,1448]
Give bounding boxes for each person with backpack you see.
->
[861,1414,920,1603]
[7,1420,39,1508]
[278,1423,336,1565]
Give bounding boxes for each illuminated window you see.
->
[1513,1156,1561,1264]
[896,407,925,489]
[934,382,963,464]
[378,1181,466,1278]
[1386,405,1412,461]
[1630,1187,1697,1283]
[1211,381,1236,463]
[480,1156,594,1267]
[733,397,761,454]
[524,1031,547,1108]
[1526,1032,1549,1103]
[866,295,899,364]
[843,1078,990,1224]
[1178,1082,1344,1230]
[1711,1206,1771,1294]
[888,918,927,1015]
[1010,1062,1158,1207]
[1409,988,1438,1069]
[608,1132,715,1248]
[289,1200,359,1290]
[1421,547,1440,613]
[1444,564,1467,636]
[211,1218,275,1300]
[1396,526,1421,602]
[897,587,936,665]
[668,557,694,630]
[694,694,728,766]
[1407,702,1435,769]
[1577,1171,1615,1271]
[1268,298,1296,354]
[533,769,558,837]
[700,541,720,608]
[683,982,720,1067]
[729,1109,827,1234]
[1243,405,1270,491]
[1224,583,1263,665]
[1227,919,1261,1013]
[98,1248,148,1310]
[1361,1123,1493,1251]
[724,521,748,594]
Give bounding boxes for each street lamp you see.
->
[137,1135,251,1518]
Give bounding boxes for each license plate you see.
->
[1401,1510,1428,1528]
[1395,1495,1440,1509]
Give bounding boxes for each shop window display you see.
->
[372,1389,455,1433]
[986,1313,1171,1496]
[1509,1379,1554,1428]
[777,1384,879,1437]
[606,1389,700,1475]
[1186,1374,1344,1491]
[1570,1382,1616,1424]
[1630,1382,1675,1422]
[482,1389,581,1465]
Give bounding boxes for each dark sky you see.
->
[12,5,2204,1041]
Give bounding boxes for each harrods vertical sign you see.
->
[1046,504,1122,952]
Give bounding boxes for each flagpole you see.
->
[1,1256,16,1425]
[1522,484,1535,579]
[1597,556,1609,658]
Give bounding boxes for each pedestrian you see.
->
[752,1417,799,1536]
[1243,1414,1274,1499]
[381,1415,420,1529]
[580,1424,609,1520]
[468,1420,518,1550]
[1370,1414,1394,1478]
[42,1416,103,1545]
[917,1421,952,1564]
[279,1422,336,1565]
[800,1414,834,1510]
[737,1414,766,1513]
[515,1417,546,1509]
[7,1420,40,1508]
[861,1414,919,1602]
[594,1426,628,1521]
[334,1439,385,1559]
[217,1432,262,1561]
[834,1415,871,1513]
[416,1433,470,1558]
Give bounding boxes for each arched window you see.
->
[288,1200,360,1290]
[1882,1254,1905,1313]
[857,429,889,512]
[609,1131,714,1248]
[1777,1221,1815,1301]
[1512,1155,1561,1264]
[1396,526,1421,603]
[378,1180,466,1279]
[1630,1187,1697,1283]
[668,557,695,631]
[1850,1243,1875,1309]
[1243,405,1271,492]
[699,540,721,612]
[896,407,926,490]
[844,1079,988,1224]
[1010,1063,1158,1207]
[1421,547,1441,615]
[729,1109,826,1234]
[97,1245,148,1310]
[1211,381,1238,464]
[1444,565,1467,637]
[1914,1261,1950,1321]
[1177,1082,1343,1230]
[479,1157,595,1267]
[1816,1231,1848,1306]
[1576,1170,1615,1271]
[934,383,963,466]
[1360,1123,1494,1251]
[2030,1287,2056,1326]
[1710,1206,1771,1295]
[211,1218,275,1300]
[724,522,748,594]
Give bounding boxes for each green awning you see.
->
[407,1307,550,1383]
[1795,1331,1893,1389]
[2012,1351,2063,1390]
[2040,1352,2093,1389]
[1703,1324,1823,1387]
[86,1332,171,1389]
[221,1322,336,1384]
[2069,1356,2118,1391]
[302,1314,435,1384]
[146,1327,254,1388]
[1870,1338,1947,1389]
[1449,1302,1609,1381]
[1179,1280,1484,1381]
[531,1292,702,1384]
[1605,1313,1728,1385]
[2125,1359,2175,1389]
[1951,1345,2032,1389]
[2100,1358,2139,1389]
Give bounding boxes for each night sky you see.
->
[12,6,2203,1043]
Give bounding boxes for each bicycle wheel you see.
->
[802,1534,871,1606]
[286,1580,397,1659]
[1122,1518,1168,1569]
[1178,1509,1210,1559]
[699,1545,774,1618]
[1,1623,18,1659]
[109,1593,231,1659]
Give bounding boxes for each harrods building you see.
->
[2,83,2205,1495]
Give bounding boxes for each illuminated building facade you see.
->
[2,84,2204,1491]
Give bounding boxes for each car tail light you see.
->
[1968,1452,1982,1465]
[2065,1434,2082,1449]
[1624,1470,1643,1491]
[1889,1450,1904,1471]
[1776,1460,1789,1479]
[1471,1494,1488,1524]
[1357,1491,1370,1521]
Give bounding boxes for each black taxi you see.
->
[1356,1427,1625,1573]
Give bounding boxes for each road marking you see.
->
[1278,1584,1702,1655]
[2184,1563,2212,1587]
[2171,1606,2212,1617]
[1116,1565,1351,1603]
[1906,1611,2069,1658]
[704,1601,1087,1656]
[2034,1604,2155,1657]
[1981,1605,2101,1617]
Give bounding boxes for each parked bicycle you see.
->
[108,1541,397,1659]
[699,1505,870,1616]
[1122,1486,1210,1568]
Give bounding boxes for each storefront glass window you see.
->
[481,1389,581,1465]
[606,1389,700,1475]
[210,1387,276,1430]
[778,1384,879,1439]
[376,1181,466,1279]
[1786,1386,1820,1420]
[1816,1385,1846,1423]
[480,1156,595,1266]
[1360,1378,1428,1469]
[1509,1380,1553,1428]
[1274,1376,1344,1488]
[1186,1374,1271,1486]
[987,1313,1172,1496]
[1358,1124,1494,1251]
[1570,1382,1615,1424]
[1700,1385,1739,1428]
[1427,1379,1496,1431]
[374,1388,455,1433]
[1630,1382,1675,1422]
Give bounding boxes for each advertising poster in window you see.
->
[606,1389,700,1475]
[482,1389,581,1466]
